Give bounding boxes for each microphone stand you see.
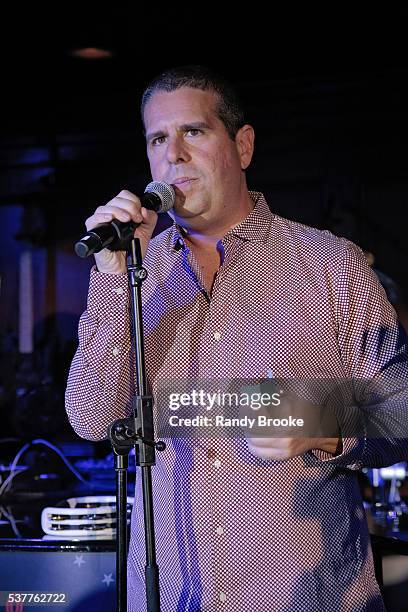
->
[109,237,165,612]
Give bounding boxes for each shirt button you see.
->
[112,347,120,356]
[213,331,221,341]
[213,459,221,468]
[219,592,227,603]
[112,287,124,295]
[215,526,224,535]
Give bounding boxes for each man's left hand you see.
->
[246,435,342,461]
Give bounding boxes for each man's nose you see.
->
[166,136,191,164]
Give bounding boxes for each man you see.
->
[66,66,408,611]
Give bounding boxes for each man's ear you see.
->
[236,124,255,170]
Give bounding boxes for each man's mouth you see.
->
[172,177,197,186]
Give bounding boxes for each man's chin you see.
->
[170,196,208,221]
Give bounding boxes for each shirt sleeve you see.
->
[312,241,408,469]
[65,267,134,441]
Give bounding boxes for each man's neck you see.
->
[182,192,255,251]
[184,232,221,251]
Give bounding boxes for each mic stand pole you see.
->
[109,237,165,612]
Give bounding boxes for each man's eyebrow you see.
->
[146,129,166,142]
[179,121,211,131]
[146,122,211,142]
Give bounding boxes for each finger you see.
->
[116,189,138,202]
[249,437,293,448]
[107,195,140,210]
[85,210,113,225]
[85,211,115,231]
[140,207,158,223]
[107,196,143,217]
[85,208,141,232]
[246,439,286,461]
[95,206,133,223]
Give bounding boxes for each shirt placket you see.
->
[182,236,243,608]
[202,243,241,609]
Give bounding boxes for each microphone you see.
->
[74,181,175,258]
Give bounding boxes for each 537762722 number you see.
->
[1,592,67,605]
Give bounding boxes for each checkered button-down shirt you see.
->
[66,192,408,611]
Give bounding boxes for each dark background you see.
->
[1,4,408,438]
[0,10,407,607]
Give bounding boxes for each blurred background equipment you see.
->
[41,495,134,539]
[0,437,137,610]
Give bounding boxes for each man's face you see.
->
[143,87,253,231]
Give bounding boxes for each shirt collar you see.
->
[170,191,273,250]
[170,224,188,251]
[225,191,273,243]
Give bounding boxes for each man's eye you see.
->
[152,136,166,146]
[186,129,202,137]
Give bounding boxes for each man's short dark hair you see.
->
[141,65,245,140]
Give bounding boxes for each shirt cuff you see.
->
[87,266,129,321]
[309,405,367,469]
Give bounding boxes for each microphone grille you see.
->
[144,181,175,213]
